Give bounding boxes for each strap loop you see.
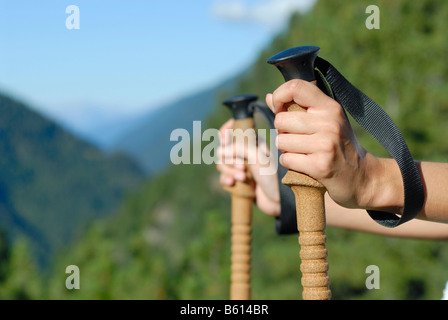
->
[314,57,425,227]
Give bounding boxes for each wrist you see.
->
[358,155,404,215]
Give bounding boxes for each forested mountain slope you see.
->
[3,0,447,300]
[0,93,144,266]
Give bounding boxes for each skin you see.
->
[216,79,448,240]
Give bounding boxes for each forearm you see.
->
[325,194,448,240]
[416,161,448,223]
[276,161,448,238]
[365,158,448,224]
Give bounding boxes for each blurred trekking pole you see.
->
[222,94,257,300]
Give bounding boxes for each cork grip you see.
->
[282,101,331,300]
[224,117,255,300]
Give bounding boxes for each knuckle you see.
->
[276,134,286,150]
[274,113,285,129]
[286,79,304,91]
[322,118,342,137]
[286,79,306,99]
[315,156,332,178]
[328,100,344,116]
[333,105,345,119]
[327,102,347,125]
[319,138,336,154]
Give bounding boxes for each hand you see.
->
[266,79,403,213]
[216,119,280,216]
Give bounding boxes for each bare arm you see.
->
[416,161,448,223]
[350,158,448,224]
[267,80,448,224]
[325,194,448,240]
[216,119,448,240]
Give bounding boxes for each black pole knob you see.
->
[267,46,320,82]
[222,94,258,120]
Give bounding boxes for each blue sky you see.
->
[0,0,315,119]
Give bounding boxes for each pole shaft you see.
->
[282,100,331,300]
[230,195,252,299]
[224,118,255,300]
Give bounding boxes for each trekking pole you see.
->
[267,46,331,300]
[222,94,257,300]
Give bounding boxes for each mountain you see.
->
[43,102,147,149]
[0,92,145,265]
[3,0,448,300]
[110,77,237,175]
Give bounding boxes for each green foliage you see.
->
[0,93,144,266]
[42,0,448,300]
[42,166,448,300]
[0,233,43,300]
[235,0,448,161]
[44,164,233,299]
[2,0,448,300]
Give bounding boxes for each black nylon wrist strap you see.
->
[254,102,298,234]
[314,57,425,228]
[255,57,425,230]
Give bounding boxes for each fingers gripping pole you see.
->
[268,46,331,300]
[283,104,331,300]
[222,95,257,300]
